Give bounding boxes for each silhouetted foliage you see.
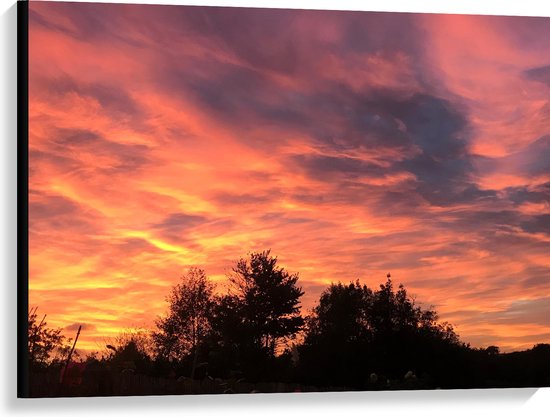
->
[306,281,373,344]
[152,267,215,377]
[206,294,248,378]
[228,250,305,357]
[203,251,305,381]
[367,278,461,379]
[298,281,373,387]
[28,307,70,371]
[299,277,464,388]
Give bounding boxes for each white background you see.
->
[2,0,550,415]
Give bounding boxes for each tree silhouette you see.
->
[366,278,459,348]
[366,278,461,380]
[305,281,373,344]
[153,267,214,378]
[299,277,463,388]
[299,281,374,386]
[205,294,250,378]
[229,250,305,357]
[28,307,69,370]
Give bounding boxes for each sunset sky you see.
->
[28,1,550,353]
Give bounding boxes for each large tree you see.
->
[153,268,214,377]
[299,277,462,388]
[305,281,373,345]
[299,281,374,386]
[229,250,304,356]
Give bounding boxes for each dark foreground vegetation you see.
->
[28,250,550,397]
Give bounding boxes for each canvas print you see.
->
[19,0,550,397]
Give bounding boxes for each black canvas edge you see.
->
[17,0,29,399]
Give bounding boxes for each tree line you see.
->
[28,250,550,392]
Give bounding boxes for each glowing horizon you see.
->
[28,2,550,353]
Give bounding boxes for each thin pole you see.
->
[60,325,82,385]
